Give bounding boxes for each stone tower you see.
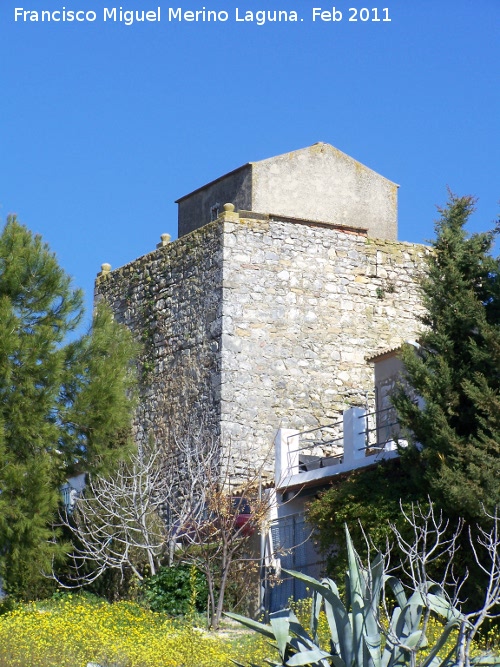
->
[95,143,425,482]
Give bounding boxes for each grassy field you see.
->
[0,595,268,667]
[0,594,498,667]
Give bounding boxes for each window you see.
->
[210,202,221,221]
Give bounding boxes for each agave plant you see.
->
[227,527,500,667]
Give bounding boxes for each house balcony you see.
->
[274,406,402,491]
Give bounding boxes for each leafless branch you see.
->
[455,506,500,666]
[388,500,500,667]
[389,499,467,607]
[56,438,167,586]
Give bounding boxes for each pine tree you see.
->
[0,216,138,598]
[393,193,500,519]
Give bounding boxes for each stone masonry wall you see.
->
[94,221,223,450]
[220,211,427,478]
[94,209,426,485]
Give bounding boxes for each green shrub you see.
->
[0,596,17,616]
[142,564,208,615]
[306,459,425,584]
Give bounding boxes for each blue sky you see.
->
[1,0,499,328]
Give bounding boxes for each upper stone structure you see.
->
[96,143,424,485]
[176,143,398,240]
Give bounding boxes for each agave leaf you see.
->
[324,582,353,665]
[282,570,342,609]
[288,610,318,655]
[425,592,463,624]
[469,653,500,666]
[311,589,322,644]
[323,593,351,662]
[283,569,352,665]
[422,656,447,667]
[288,638,320,666]
[383,646,409,667]
[430,643,459,667]
[290,636,315,653]
[324,578,352,652]
[368,551,385,613]
[400,630,428,650]
[225,611,276,640]
[398,595,424,637]
[288,620,315,650]
[383,637,411,667]
[286,648,333,666]
[387,605,402,637]
[363,632,382,667]
[364,633,382,649]
[270,609,292,660]
[384,576,408,609]
[364,632,383,667]
[363,551,384,667]
[383,602,421,667]
[344,571,352,611]
[419,618,462,667]
[331,658,347,667]
[345,526,365,667]
[381,606,402,667]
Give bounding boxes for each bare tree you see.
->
[173,443,275,629]
[458,508,500,666]
[58,438,167,585]
[57,421,219,584]
[160,421,221,567]
[389,502,500,667]
[148,407,280,629]
[389,502,466,604]
[58,417,280,630]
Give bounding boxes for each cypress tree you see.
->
[0,216,138,598]
[393,193,500,519]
